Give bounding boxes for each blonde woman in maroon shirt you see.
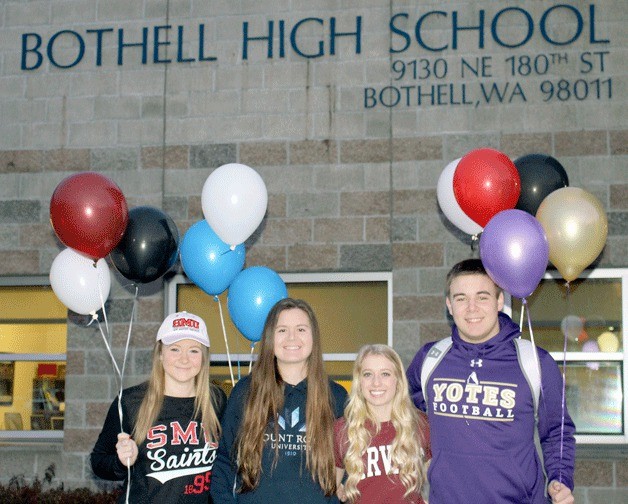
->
[334,345,431,503]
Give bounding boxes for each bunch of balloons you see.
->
[439,149,608,300]
[49,172,127,315]
[49,172,180,315]
[479,188,607,299]
[181,163,287,343]
[581,331,619,371]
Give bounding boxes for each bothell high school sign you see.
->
[20,5,608,70]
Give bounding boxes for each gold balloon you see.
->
[597,331,620,353]
[536,187,608,282]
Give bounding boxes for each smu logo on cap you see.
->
[173,318,200,329]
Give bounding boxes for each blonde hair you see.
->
[235,298,337,496]
[132,341,221,446]
[342,344,427,502]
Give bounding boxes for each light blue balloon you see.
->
[180,220,245,296]
[228,266,288,342]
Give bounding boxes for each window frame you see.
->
[166,271,393,364]
[0,275,66,442]
[504,268,628,445]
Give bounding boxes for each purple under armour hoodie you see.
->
[407,312,575,504]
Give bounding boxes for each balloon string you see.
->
[118,286,137,504]
[96,262,110,339]
[236,329,242,381]
[470,234,479,254]
[215,296,235,386]
[94,308,131,500]
[523,298,543,401]
[93,315,122,381]
[249,344,255,373]
[519,300,525,332]
[558,282,571,484]
[118,286,138,421]
[90,267,133,504]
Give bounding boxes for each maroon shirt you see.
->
[334,415,431,504]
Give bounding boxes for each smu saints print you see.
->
[91,382,226,503]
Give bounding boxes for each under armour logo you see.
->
[470,359,483,368]
[427,347,443,359]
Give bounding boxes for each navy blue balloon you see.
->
[228,266,288,342]
[514,153,569,216]
[180,220,245,296]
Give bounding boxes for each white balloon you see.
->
[50,248,111,315]
[201,163,268,247]
[560,315,584,341]
[437,158,483,236]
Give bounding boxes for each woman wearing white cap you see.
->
[91,311,227,503]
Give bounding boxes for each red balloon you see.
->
[50,172,129,260]
[453,148,521,227]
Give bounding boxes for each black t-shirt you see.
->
[91,381,227,503]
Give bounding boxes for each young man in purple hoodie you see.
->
[407,259,575,504]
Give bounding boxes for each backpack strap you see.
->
[514,338,541,414]
[420,337,453,409]
[514,337,548,493]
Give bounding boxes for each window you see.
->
[508,268,627,444]
[0,277,67,441]
[167,272,392,390]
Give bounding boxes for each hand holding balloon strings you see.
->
[86,278,138,504]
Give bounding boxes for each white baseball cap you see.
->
[157,311,210,347]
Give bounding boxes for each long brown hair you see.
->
[132,341,220,446]
[236,298,337,495]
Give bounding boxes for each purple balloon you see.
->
[479,209,549,299]
[582,340,600,370]
[582,340,599,353]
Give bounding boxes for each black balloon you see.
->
[514,153,569,216]
[110,206,180,283]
